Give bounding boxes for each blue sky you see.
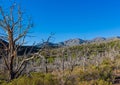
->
[2,0,120,44]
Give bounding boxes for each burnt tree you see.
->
[0,2,34,80]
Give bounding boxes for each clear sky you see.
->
[2,0,120,44]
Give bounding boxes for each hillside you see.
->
[1,37,120,85]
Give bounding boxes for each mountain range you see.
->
[1,36,120,48]
[53,36,120,47]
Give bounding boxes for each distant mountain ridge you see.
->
[91,37,106,42]
[55,36,120,47]
[59,38,85,46]
[1,36,120,48]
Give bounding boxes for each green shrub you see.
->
[2,73,58,85]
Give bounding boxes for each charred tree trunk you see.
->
[7,28,16,81]
[8,70,15,81]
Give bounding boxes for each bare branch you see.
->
[14,23,32,43]
[0,51,9,70]
[15,55,35,74]
[0,6,9,31]
[0,39,8,50]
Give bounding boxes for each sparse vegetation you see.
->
[0,0,120,85]
[0,39,120,84]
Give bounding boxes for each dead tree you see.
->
[41,34,54,73]
[0,2,35,80]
